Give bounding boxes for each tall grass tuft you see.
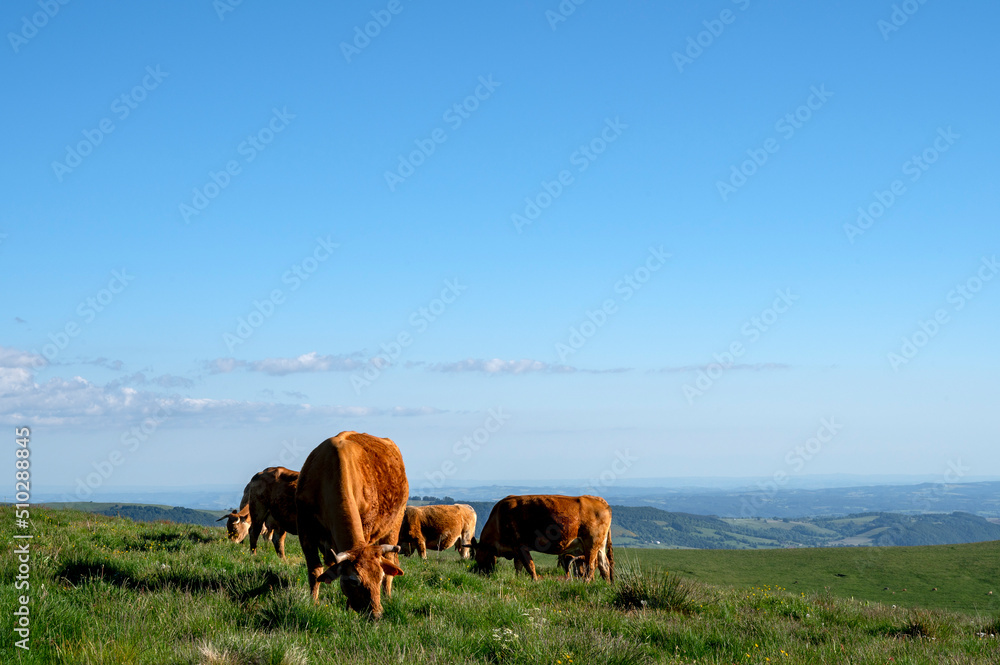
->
[896,610,942,639]
[611,557,696,613]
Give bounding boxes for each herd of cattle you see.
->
[217,431,615,618]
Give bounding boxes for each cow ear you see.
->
[317,566,341,584]
[468,537,478,550]
[380,559,404,577]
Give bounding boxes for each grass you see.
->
[2,506,998,664]
[625,542,1000,613]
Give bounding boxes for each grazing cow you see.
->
[398,504,478,559]
[239,466,299,559]
[558,552,587,580]
[471,494,614,582]
[295,431,408,618]
[216,505,270,544]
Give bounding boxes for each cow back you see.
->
[297,431,408,551]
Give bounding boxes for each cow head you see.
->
[469,537,498,574]
[217,509,250,543]
[317,544,404,619]
[559,554,586,578]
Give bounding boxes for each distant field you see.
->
[624,542,1000,613]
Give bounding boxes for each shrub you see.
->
[611,558,696,613]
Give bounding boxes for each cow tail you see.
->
[606,531,615,583]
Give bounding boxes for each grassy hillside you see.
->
[625,542,1000,614]
[3,506,999,664]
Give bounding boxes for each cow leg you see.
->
[248,503,265,554]
[514,558,524,574]
[596,546,611,582]
[297,516,325,603]
[583,549,600,582]
[382,548,400,598]
[272,530,287,560]
[248,521,264,555]
[515,548,538,580]
[417,538,427,560]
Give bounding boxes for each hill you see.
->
[41,501,1000,552]
[462,502,1000,550]
[3,506,998,664]
[40,502,227,526]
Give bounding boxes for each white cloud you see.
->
[415,358,630,375]
[106,371,196,390]
[0,363,442,428]
[0,346,46,369]
[208,351,364,376]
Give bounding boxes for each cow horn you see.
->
[216,515,229,522]
[380,544,401,554]
[332,551,353,565]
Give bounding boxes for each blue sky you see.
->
[2,1,998,500]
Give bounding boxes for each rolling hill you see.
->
[40,501,1000,550]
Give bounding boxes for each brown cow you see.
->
[239,466,299,559]
[216,505,270,544]
[295,431,408,618]
[471,494,614,582]
[398,504,477,559]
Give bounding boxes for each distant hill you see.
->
[609,508,1000,549]
[37,501,1000,551]
[41,502,227,526]
[602,481,1000,519]
[436,500,1000,550]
